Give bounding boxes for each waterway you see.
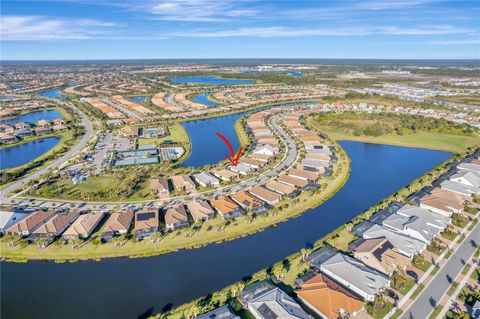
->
[243,70,304,77]
[192,92,222,107]
[0,109,62,126]
[0,136,62,170]
[171,76,254,85]
[131,96,148,103]
[37,88,67,99]
[0,142,451,319]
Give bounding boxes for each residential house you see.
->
[441,170,480,196]
[352,238,410,275]
[36,119,51,128]
[319,252,390,302]
[101,210,134,241]
[0,134,18,144]
[15,122,31,130]
[382,214,439,244]
[197,305,240,319]
[288,169,319,182]
[171,175,196,193]
[53,118,65,126]
[252,145,278,156]
[362,224,426,258]
[297,273,364,319]
[237,158,264,169]
[193,172,220,187]
[0,124,15,134]
[419,188,468,217]
[31,210,80,244]
[5,209,57,236]
[134,209,159,239]
[53,124,68,132]
[239,281,312,319]
[0,208,30,233]
[212,169,239,182]
[230,191,267,215]
[265,180,297,197]
[396,204,450,230]
[150,178,170,199]
[228,163,252,175]
[249,186,282,205]
[210,197,244,219]
[15,128,33,137]
[36,126,52,135]
[278,175,308,188]
[164,205,189,231]
[457,162,480,174]
[186,200,215,222]
[62,211,106,240]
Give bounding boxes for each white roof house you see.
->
[247,287,312,319]
[382,214,439,244]
[197,305,240,319]
[363,224,426,258]
[193,172,220,187]
[0,210,30,233]
[396,204,450,230]
[252,145,278,156]
[457,162,480,174]
[319,253,390,302]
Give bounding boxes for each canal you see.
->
[171,76,254,85]
[0,141,451,319]
[0,136,62,170]
[0,109,62,126]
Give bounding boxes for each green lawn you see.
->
[410,284,425,300]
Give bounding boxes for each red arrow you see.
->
[216,132,243,166]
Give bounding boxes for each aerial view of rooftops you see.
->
[1,1,479,319]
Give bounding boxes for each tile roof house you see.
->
[134,209,159,239]
[150,178,170,199]
[164,205,189,231]
[230,191,267,215]
[31,210,80,242]
[186,200,215,221]
[288,169,319,182]
[211,197,244,219]
[278,175,308,188]
[353,238,411,275]
[362,224,426,258]
[240,281,312,319]
[171,175,196,193]
[62,211,106,240]
[319,252,390,302]
[248,186,282,205]
[297,273,364,319]
[212,169,239,181]
[265,180,297,197]
[101,210,134,241]
[5,209,57,236]
[419,188,468,217]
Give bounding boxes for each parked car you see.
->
[387,289,399,301]
[407,270,418,282]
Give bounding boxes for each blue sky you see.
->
[1,0,479,60]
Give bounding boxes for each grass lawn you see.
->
[396,276,416,296]
[439,94,480,105]
[428,305,444,319]
[234,119,250,148]
[319,128,479,154]
[410,284,425,300]
[368,302,394,319]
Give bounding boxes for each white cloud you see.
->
[167,25,471,38]
[1,15,117,41]
[429,39,480,45]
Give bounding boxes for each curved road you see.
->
[0,99,94,197]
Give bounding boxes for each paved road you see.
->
[0,99,94,196]
[0,111,299,211]
[400,221,480,319]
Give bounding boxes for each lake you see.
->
[37,88,66,99]
[0,136,62,170]
[193,92,222,107]
[0,110,62,126]
[243,70,304,77]
[171,76,254,85]
[131,96,147,103]
[0,142,451,319]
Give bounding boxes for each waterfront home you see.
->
[257,137,279,147]
[419,188,468,217]
[0,124,15,134]
[62,211,106,240]
[101,210,134,241]
[249,153,271,163]
[212,169,239,182]
[449,170,480,193]
[5,209,57,236]
[382,213,440,244]
[288,168,319,182]
[352,238,410,275]
[36,119,51,128]
[302,159,330,171]
[14,122,31,130]
[0,134,18,144]
[210,197,244,219]
[35,126,52,135]
[362,224,426,258]
[238,158,264,169]
[278,175,309,188]
[395,204,450,230]
[197,305,240,319]
[164,205,189,231]
[193,172,220,187]
[0,208,30,233]
[252,145,279,156]
[150,178,170,199]
[304,153,330,162]
[265,180,297,197]
[318,252,390,302]
[134,209,159,239]
[457,162,480,174]
[307,246,338,270]
[171,175,196,193]
[297,273,364,319]
[31,210,80,244]
[52,124,68,132]
[249,186,282,205]
[15,128,33,137]
[239,281,312,319]
[53,118,65,126]
[228,163,252,175]
[186,200,215,222]
[230,191,268,215]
